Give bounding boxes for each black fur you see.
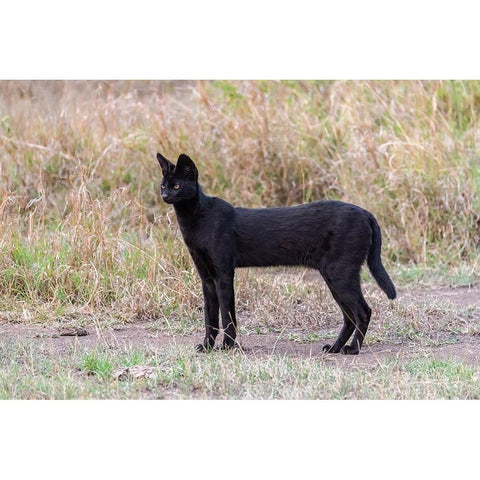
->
[157,153,396,355]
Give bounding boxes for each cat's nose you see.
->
[162,193,173,203]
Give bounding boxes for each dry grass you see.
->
[0,79,479,324]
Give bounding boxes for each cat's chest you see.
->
[178,218,213,248]
[184,238,217,276]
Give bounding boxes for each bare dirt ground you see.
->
[1,284,479,366]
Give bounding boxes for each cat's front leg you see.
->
[214,271,238,349]
[196,277,220,352]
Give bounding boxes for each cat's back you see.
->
[235,199,366,225]
[233,199,372,247]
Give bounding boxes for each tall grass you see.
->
[0,80,479,314]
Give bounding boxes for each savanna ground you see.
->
[1,80,479,399]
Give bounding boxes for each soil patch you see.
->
[1,284,479,366]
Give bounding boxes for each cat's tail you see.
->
[367,214,397,300]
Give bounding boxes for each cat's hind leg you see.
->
[320,265,368,355]
[341,294,372,355]
[322,314,355,353]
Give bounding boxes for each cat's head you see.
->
[156,153,199,204]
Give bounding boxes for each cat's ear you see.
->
[156,152,175,176]
[176,154,198,180]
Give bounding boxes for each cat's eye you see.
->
[173,184,180,190]
[161,185,166,190]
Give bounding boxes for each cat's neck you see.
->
[173,183,210,218]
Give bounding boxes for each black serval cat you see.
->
[157,153,396,355]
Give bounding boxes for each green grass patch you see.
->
[1,341,479,399]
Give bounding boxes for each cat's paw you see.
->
[220,341,240,351]
[322,344,339,353]
[340,345,359,355]
[195,343,214,353]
